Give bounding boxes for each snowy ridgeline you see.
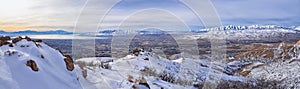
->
[0,36,81,89]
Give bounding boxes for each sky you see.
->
[0,0,299,32]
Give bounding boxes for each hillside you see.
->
[0,36,81,89]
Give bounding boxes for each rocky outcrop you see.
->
[12,36,23,43]
[24,36,31,41]
[0,36,11,46]
[26,60,39,71]
[0,41,10,46]
[132,48,143,56]
[64,55,75,71]
[0,36,10,41]
[3,36,76,71]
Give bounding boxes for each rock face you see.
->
[26,60,39,71]
[64,55,75,71]
[12,36,23,43]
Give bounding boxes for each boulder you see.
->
[64,55,75,71]
[132,48,142,56]
[26,60,39,71]
[25,36,31,41]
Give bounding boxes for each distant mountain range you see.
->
[0,30,73,35]
[192,25,300,33]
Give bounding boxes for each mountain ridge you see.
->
[0,30,73,35]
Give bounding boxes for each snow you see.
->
[0,51,20,89]
[189,25,299,40]
[0,39,81,89]
[249,60,300,88]
[2,36,299,88]
[75,51,256,89]
[76,57,113,64]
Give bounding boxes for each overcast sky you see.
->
[0,0,299,32]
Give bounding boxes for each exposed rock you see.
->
[64,55,75,71]
[235,41,300,61]
[144,58,149,60]
[128,75,134,83]
[34,39,43,43]
[237,62,264,77]
[8,43,13,47]
[132,48,142,56]
[296,40,300,45]
[82,69,87,78]
[0,41,10,46]
[25,36,31,41]
[12,36,23,43]
[0,36,10,42]
[132,77,151,89]
[26,60,39,72]
[41,55,45,59]
[138,77,150,89]
[4,50,17,56]
[239,71,251,77]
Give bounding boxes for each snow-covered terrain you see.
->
[1,35,300,89]
[0,36,81,89]
[232,40,300,88]
[74,40,300,89]
[75,50,257,89]
[188,25,300,40]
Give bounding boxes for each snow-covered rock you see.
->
[0,36,81,89]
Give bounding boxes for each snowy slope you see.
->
[231,40,300,88]
[0,37,81,89]
[75,51,256,89]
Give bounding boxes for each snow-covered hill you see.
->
[0,36,81,89]
[74,40,300,89]
[75,50,257,89]
[232,40,300,88]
